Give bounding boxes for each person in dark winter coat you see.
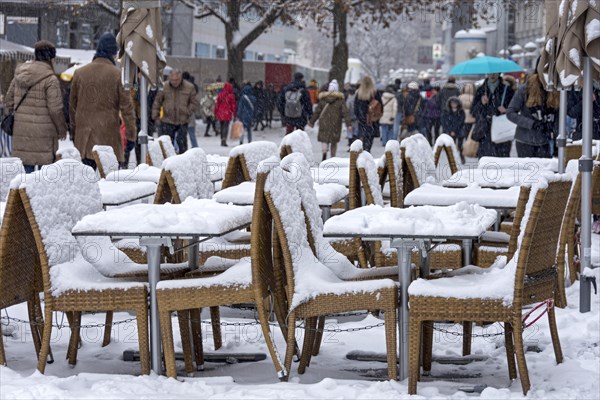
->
[403,81,422,135]
[214,82,236,147]
[567,84,600,141]
[253,81,267,131]
[471,73,514,157]
[236,84,257,144]
[437,76,461,112]
[394,80,404,137]
[277,72,313,134]
[441,97,466,152]
[265,83,277,128]
[308,79,352,160]
[421,86,441,144]
[182,71,199,149]
[354,76,381,152]
[507,74,559,158]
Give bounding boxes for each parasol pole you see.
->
[139,74,148,164]
[579,56,593,313]
[557,90,567,173]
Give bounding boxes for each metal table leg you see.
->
[189,236,199,271]
[495,210,502,231]
[462,239,473,266]
[321,206,331,222]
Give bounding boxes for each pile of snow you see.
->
[279,130,314,165]
[97,181,157,205]
[356,151,384,206]
[404,184,520,208]
[319,157,350,169]
[56,147,82,162]
[263,158,395,309]
[229,141,278,181]
[0,157,24,200]
[162,148,214,201]
[311,166,350,187]
[213,182,256,205]
[92,145,119,176]
[401,134,437,185]
[443,168,544,189]
[105,164,161,184]
[478,156,558,172]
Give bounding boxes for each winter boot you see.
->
[322,153,327,162]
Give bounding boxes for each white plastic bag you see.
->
[491,115,517,144]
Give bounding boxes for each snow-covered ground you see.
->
[1,267,598,399]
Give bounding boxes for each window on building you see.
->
[256,52,264,61]
[195,42,210,58]
[214,45,225,59]
[266,54,276,61]
[419,23,431,39]
[417,46,433,65]
[244,50,254,60]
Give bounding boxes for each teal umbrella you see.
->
[449,56,524,75]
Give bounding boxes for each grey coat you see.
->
[507,85,557,146]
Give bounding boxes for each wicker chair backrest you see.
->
[92,145,119,178]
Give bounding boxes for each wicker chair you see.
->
[146,140,165,167]
[156,164,288,378]
[0,189,46,366]
[279,129,314,165]
[400,133,437,196]
[157,135,177,159]
[1,157,24,202]
[13,160,150,374]
[433,134,460,177]
[92,145,120,178]
[221,141,278,189]
[408,176,571,395]
[261,160,398,380]
[378,140,403,208]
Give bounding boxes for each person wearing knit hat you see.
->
[69,33,136,169]
[278,70,313,134]
[5,40,67,171]
[408,81,419,90]
[308,79,352,161]
[403,81,423,134]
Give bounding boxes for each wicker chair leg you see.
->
[421,321,434,374]
[0,324,6,366]
[102,311,113,347]
[177,311,195,376]
[385,307,398,381]
[27,300,42,357]
[65,312,74,361]
[136,306,150,375]
[298,317,317,374]
[159,309,177,378]
[32,297,52,363]
[210,306,222,350]
[547,306,563,364]
[37,307,53,374]
[255,297,286,378]
[556,263,568,308]
[512,320,531,395]
[408,318,423,394]
[283,313,297,382]
[312,316,326,356]
[504,322,517,380]
[189,309,204,370]
[462,322,472,356]
[67,311,81,367]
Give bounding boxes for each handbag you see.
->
[1,76,46,136]
[462,125,480,158]
[491,85,516,143]
[229,120,243,140]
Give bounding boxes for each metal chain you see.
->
[1,313,136,330]
[432,322,518,338]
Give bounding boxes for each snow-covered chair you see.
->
[279,129,314,166]
[1,157,24,201]
[221,141,278,189]
[55,147,82,162]
[400,133,437,196]
[146,139,165,167]
[261,159,398,380]
[433,133,461,178]
[155,159,289,378]
[11,160,151,374]
[92,145,120,178]
[378,140,403,208]
[408,175,571,395]
[93,145,161,183]
[157,135,177,158]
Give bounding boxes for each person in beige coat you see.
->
[70,33,136,168]
[459,83,476,134]
[6,41,67,172]
[308,79,352,161]
[379,86,398,145]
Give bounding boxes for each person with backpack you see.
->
[402,81,422,137]
[354,76,382,152]
[277,72,313,134]
[237,83,257,144]
[380,85,398,146]
[214,82,236,147]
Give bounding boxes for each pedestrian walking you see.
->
[201,87,218,137]
[151,69,198,154]
[214,82,236,147]
[237,83,257,144]
[354,76,382,152]
[459,83,476,136]
[308,79,352,161]
[437,76,461,113]
[567,83,600,141]
[421,86,442,144]
[403,81,422,137]
[393,79,405,138]
[471,73,514,157]
[277,72,313,134]
[182,71,199,149]
[441,97,466,154]
[507,73,559,158]
[265,83,277,128]
[70,33,136,169]
[253,81,267,131]
[6,40,67,172]
[379,85,398,146]
[345,85,358,148]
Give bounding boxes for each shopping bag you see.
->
[462,125,480,158]
[491,114,516,143]
[229,120,243,140]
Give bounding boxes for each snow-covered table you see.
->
[213,181,349,221]
[206,154,229,183]
[322,203,497,381]
[98,180,157,208]
[105,164,162,184]
[443,167,543,189]
[478,156,559,172]
[311,166,350,187]
[72,199,253,374]
[319,157,350,169]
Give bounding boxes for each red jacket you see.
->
[214,82,237,121]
